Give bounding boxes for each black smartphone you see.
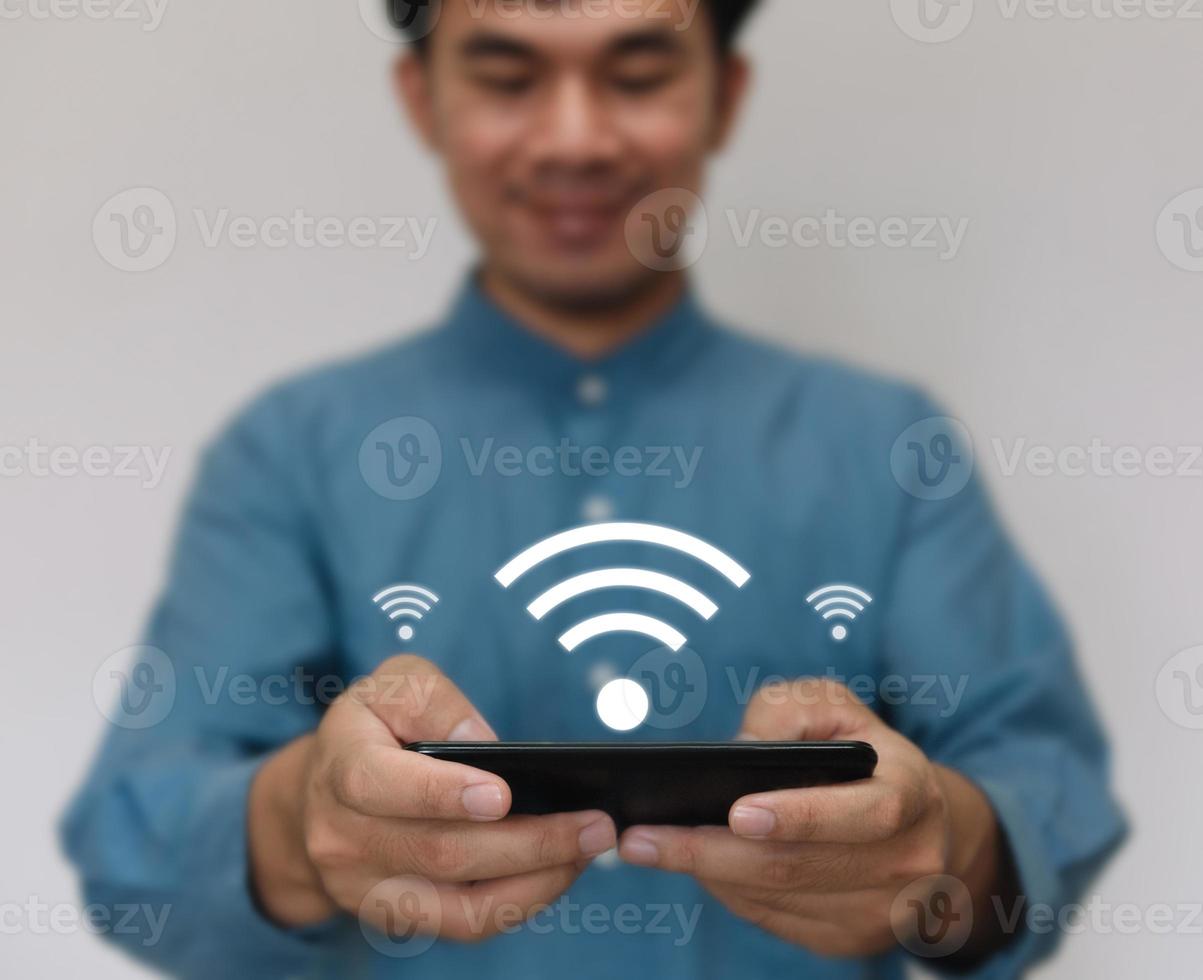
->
[407,741,878,830]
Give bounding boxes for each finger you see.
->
[355,654,498,744]
[327,740,513,822]
[738,678,876,742]
[729,780,923,844]
[617,825,873,892]
[371,811,617,883]
[437,863,586,942]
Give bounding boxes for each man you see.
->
[63,1,1124,977]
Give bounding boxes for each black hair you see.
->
[385,0,762,53]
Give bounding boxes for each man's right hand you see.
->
[249,654,617,941]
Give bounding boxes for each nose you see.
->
[527,75,623,169]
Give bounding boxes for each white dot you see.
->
[398,624,415,642]
[596,679,649,732]
[831,624,848,642]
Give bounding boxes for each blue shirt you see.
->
[63,280,1125,979]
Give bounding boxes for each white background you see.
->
[2,0,1201,976]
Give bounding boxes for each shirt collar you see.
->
[441,274,714,397]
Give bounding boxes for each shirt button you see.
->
[581,495,615,523]
[576,374,608,407]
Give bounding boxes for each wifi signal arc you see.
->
[373,584,440,642]
[805,584,872,641]
[496,522,749,654]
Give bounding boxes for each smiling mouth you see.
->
[523,199,629,247]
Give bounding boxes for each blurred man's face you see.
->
[397,0,746,308]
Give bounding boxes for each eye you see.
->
[472,72,536,96]
[611,72,674,95]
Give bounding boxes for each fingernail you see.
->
[735,731,762,742]
[731,805,776,838]
[449,716,496,742]
[620,833,660,866]
[578,817,617,858]
[462,783,506,820]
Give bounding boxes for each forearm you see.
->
[248,734,338,928]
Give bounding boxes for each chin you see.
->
[502,254,661,313]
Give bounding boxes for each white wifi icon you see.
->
[373,584,440,644]
[806,584,873,642]
[496,522,750,732]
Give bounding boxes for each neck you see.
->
[479,267,687,360]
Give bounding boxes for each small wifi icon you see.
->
[496,522,750,731]
[806,584,872,642]
[373,584,439,644]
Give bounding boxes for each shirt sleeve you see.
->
[879,394,1127,976]
[60,386,352,977]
